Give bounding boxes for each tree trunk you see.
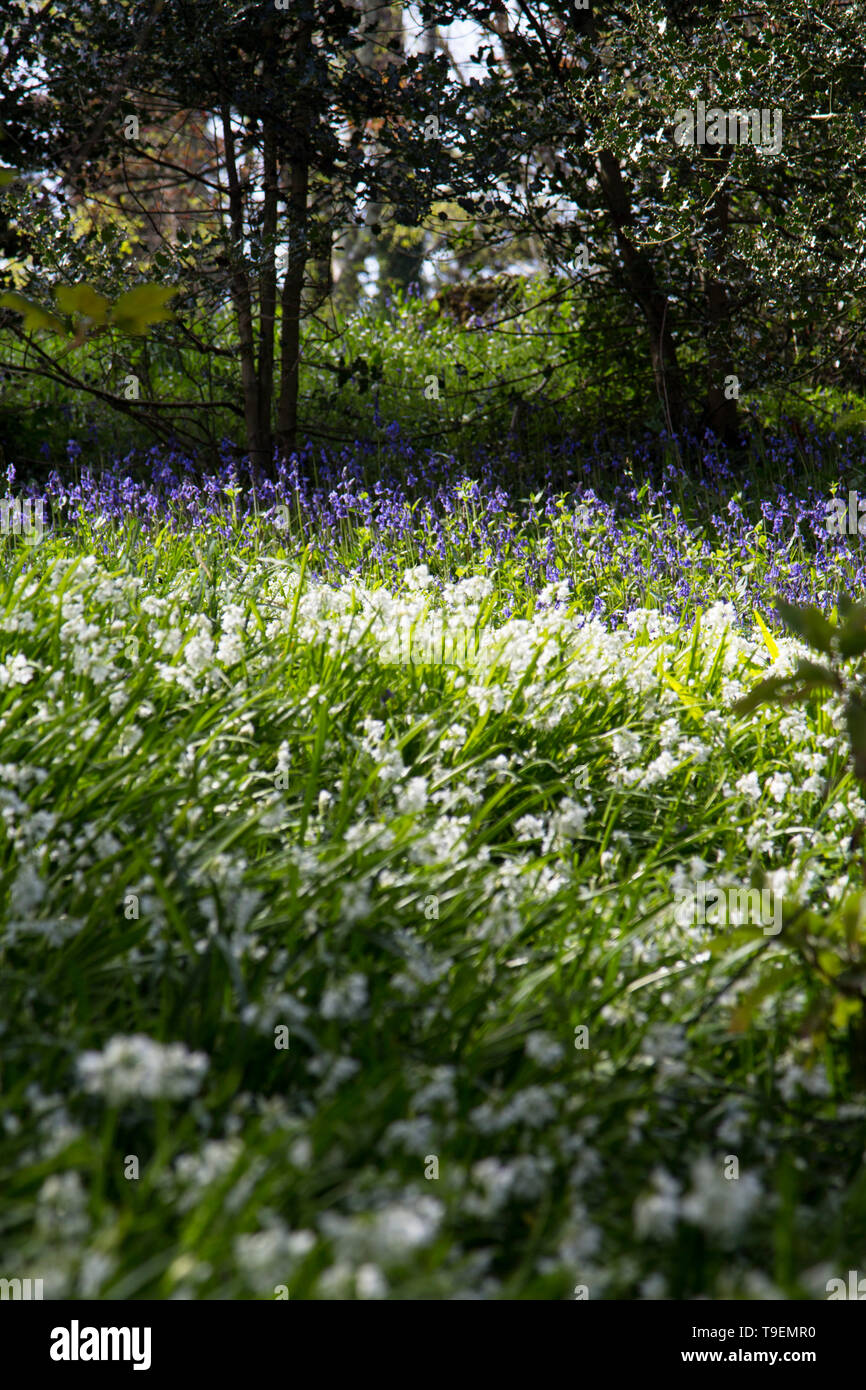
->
[256,124,279,469]
[220,104,266,472]
[276,148,309,458]
[596,149,688,434]
[702,160,739,443]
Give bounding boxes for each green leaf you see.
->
[0,291,68,335]
[728,965,801,1033]
[793,659,842,691]
[845,695,866,782]
[733,660,839,717]
[0,166,17,187]
[54,283,111,325]
[733,674,796,716]
[837,604,866,658]
[775,600,836,654]
[753,608,779,661]
[109,284,178,335]
[660,670,703,724]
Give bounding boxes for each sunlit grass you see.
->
[0,489,864,1300]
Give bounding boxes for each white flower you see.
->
[307,1054,360,1094]
[613,730,642,761]
[76,1035,209,1104]
[183,632,214,676]
[553,797,589,838]
[735,771,761,799]
[403,564,433,590]
[778,1060,831,1101]
[640,1272,667,1298]
[634,1168,682,1240]
[396,777,428,815]
[321,973,368,1020]
[413,1067,456,1109]
[370,1197,442,1258]
[0,653,35,687]
[175,1139,243,1201]
[514,813,545,842]
[235,1223,315,1292]
[216,631,244,665]
[471,1086,556,1132]
[79,1252,115,1297]
[36,1171,89,1239]
[639,1024,686,1062]
[157,627,184,656]
[642,750,678,786]
[141,595,167,616]
[376,749,405,785]
[767,772,791,803]
[470,1156,552,1212]
[290,1137,313,1169]
[9,860,46,915]
[356,1264,387,1299]
[525,1032,565,1067]
[680,1157,762,1243]
[241,993,308,1034]
[340,882,372,923]
[383,1117,435,1154]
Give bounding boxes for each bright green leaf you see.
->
[0,290,68,335]
[109,284,178,335]
[54,283,111,325]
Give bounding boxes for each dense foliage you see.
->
[2,0,866,1305]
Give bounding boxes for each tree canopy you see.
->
[2,0,865,459]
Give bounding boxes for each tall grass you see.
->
[1,490,864,1299]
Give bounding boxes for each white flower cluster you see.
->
[76,1035,209,1104]
[635,1158,762,1244]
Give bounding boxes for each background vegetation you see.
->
[2,1,866,1303]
